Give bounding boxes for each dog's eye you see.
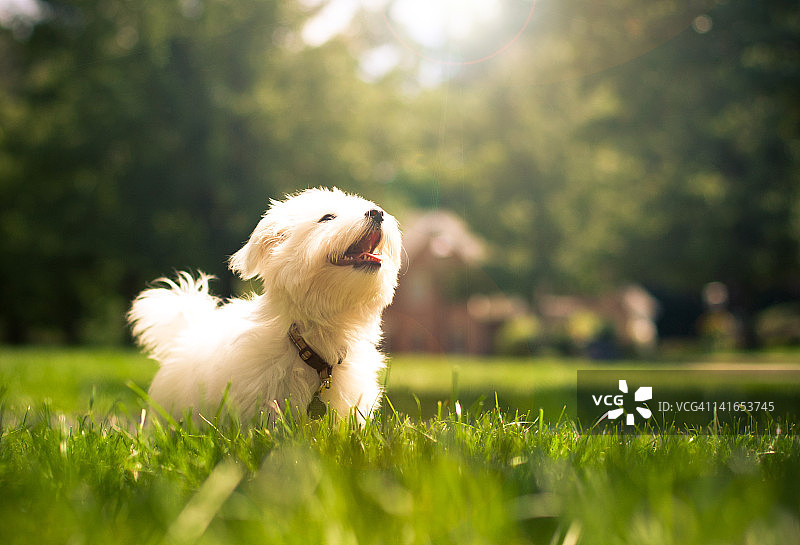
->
[318,213,336,223]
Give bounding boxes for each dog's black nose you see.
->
[366,209,384,223]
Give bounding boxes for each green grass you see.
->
[1,348,799,544]
[0,348,585,418]
[0,347,157,413]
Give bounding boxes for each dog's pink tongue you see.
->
[360,252,381,263]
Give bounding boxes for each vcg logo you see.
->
[592,379,653,426]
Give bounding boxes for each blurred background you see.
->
[0,0,798,358]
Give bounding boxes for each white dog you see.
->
[128,187,401,422]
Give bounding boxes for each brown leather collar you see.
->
[288,323,333,390]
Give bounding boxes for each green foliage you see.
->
[0,0,403,342]
[1,0,798,344]
[426,0,800,303]
[757,303,800,347]
[494,315,542,356]
[0,0,283,341]
[385,0,800,339]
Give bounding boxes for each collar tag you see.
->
[307,394,327,419]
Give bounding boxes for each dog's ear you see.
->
[228,216,286,280]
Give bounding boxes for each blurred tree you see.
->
[1,0,797,347]
[386,0,799,346]
[0,0,399,342]
[573,0,800,346]
[1,0,286,342]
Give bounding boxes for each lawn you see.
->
[1,348,799,544]
[0,348,590,417]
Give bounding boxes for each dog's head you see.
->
[229,188,402,321]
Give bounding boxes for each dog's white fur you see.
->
[128,188,401,421]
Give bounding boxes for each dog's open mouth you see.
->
[331,229,382,268]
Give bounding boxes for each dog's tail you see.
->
[128,272,220,360]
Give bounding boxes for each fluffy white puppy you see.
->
[128,187,401,422]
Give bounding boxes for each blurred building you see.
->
[383,211,660,357]
[383,210,526,354]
